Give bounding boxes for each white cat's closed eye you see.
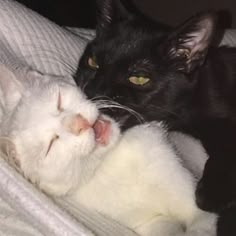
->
[46,134,59,157]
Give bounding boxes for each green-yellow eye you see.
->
[128,76,150,85]
[88,56,99,69]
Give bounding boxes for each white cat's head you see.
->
[0,65,120,195]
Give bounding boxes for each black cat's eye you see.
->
[88,56,99,69]
[128,76,150,86]
[46,134,59,157]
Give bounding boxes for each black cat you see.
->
[75,0,236,234]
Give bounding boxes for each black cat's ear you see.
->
[167,12,217,73]
[96,0,132,36]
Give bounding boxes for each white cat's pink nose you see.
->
[63,114,91,135]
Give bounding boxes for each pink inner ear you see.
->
[7,142,20,166]
[185,30,209,57]
[182,16,215,56]
[0,138,21,169]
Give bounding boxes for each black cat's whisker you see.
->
[100,104,145,124]
[148,104,182,119]
[95,99,145,124]
[91,96,111,101]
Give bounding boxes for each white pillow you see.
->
[0,0,95,77]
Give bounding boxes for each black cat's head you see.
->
[75,0,217,130]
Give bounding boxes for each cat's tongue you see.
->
[93,118,111,145]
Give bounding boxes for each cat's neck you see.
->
[170,46,236,134]
[78,152,107,188]
[192,46,236,116]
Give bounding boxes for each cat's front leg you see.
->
[195,157,235,213]
[136,213,216,236]
[135,216,185,236]
[217,205,236,236]
[194,119,236,213]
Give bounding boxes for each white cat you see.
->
[0,64,217,236]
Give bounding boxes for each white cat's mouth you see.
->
[62,113,112,146]
[93,117,111,146]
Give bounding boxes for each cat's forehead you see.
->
[11,81,97,131]
[15,81,89,122]
[94,21,165,61]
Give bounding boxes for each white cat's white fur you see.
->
[0,64,217,236]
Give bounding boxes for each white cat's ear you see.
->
[0,64,23,109]
[0,137,21,172]
[166,12,217,73]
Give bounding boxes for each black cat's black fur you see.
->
[75,0,236,234]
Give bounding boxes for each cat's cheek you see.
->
[38,132,96,171]
[19,159,40,186]
[36,157,80,196]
